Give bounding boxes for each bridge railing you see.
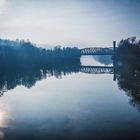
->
[80,47,114,55]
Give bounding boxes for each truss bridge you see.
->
[80,47,113,55]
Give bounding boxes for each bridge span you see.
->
[80,41,116,55]
[80,47,113,55]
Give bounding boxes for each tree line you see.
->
[0,39,81,70]
[115,37,140,69]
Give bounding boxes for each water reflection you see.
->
[116,61,140,111]
[0,105,10,140]
[0,56,115,96]
[81,55,113,66]
[0,55,140,113]
[93,55,113,65]
[0,55,140,140]
[0,66,79,96]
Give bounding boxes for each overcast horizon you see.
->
[0,0,140,48]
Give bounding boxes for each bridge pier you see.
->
[113,41,116,81]
[113,41,116,54]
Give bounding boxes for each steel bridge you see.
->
[80,47,114,55]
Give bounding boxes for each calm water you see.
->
[0,55,140,140]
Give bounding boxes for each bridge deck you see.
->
[80,47,114,55]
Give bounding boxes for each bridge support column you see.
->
[113,41,116,81]
[113,41,116,54]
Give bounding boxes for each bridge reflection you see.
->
[80,65,116,81]
[80,66,114,74]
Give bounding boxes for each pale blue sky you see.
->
[0,0,140,47]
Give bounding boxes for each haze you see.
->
[0,0,140,47]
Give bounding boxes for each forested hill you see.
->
[0,39,81,70]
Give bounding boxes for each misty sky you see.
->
[0,0,140,47]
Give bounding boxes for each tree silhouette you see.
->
[115,37,140,111]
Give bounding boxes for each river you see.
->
[0,55,140,140]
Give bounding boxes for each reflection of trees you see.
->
[116,37,140,111]
[93,55,112,65]
[116,64,140,110]
[0,65,79,96]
